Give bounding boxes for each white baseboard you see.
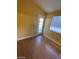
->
[17,34,39,41]
[44,34,61,46]
[17,34,61,46]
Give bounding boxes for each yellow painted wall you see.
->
[17,0,45,39]
[44,10,61,44]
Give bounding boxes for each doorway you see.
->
[37,16,44,34]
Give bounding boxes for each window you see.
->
[50,16,61,33]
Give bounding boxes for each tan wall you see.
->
[44,10,61,44]
[17,0,45,40]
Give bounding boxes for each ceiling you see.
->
[32,0,61,13]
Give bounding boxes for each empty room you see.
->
[17,0,61,59]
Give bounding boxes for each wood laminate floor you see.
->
[17,35,61,59]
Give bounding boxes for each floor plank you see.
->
[17,35,61,59]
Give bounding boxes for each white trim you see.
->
[17,34,39,41]
[44,34,61,46]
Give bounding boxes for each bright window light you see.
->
[50,16,61,33]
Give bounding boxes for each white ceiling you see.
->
[32,0,61,13]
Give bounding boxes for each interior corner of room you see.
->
[17,0,61,59]
[17,0,61,45]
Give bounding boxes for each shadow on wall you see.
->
[17,0,45,40]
